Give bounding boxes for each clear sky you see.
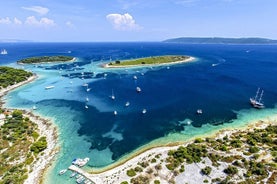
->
[0,0,276,42]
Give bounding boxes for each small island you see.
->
[104,55,194,68]
[17,55,75,64]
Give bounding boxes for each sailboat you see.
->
[250,88,265,109]
[110,89,115,100]
[0,49,8,55]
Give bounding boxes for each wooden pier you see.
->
[68,165,102,183]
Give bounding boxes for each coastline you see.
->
[70,114,277,183]
[0,74,59,184]
[22,111,59,184]
[103,56,195,69]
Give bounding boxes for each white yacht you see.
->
[142,109,147,114]
[125,101,130,107]
[45,85,55,90]
[196,109,203,114]
[72,157,90,167]
[114,111,117,115]
[136,87,141,93]
[133,75,138,80]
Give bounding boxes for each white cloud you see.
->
[0,17,12,24]
[22,6,49,15]
[0,16,54,27]
[66,21,74,28]
[14,18,22,25]
[106,13,142,31]
[0,17,23,25]
[25,16,55,27]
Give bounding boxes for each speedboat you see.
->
[45,85,55,90]
[114,111,117,115]
[59,169,67,175]
[70,172,77,178]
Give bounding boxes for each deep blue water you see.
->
[1,43,277,179]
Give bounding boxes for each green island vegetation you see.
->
[106,55,190,67]
[17,55,74,64]
[0,67,33,89]
[0,109,47,184]
[124,124,277,184]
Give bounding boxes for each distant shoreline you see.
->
[103,56,195,69]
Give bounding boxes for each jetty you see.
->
[68,165,102,183]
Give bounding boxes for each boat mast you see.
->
[254,88,260,100]
[258,90,263,103]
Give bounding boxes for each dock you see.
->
[68,165,102,183]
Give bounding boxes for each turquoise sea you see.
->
[0,42,277,183]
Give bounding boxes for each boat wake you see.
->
[211,58,226,67]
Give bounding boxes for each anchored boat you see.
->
[250,88,265,109]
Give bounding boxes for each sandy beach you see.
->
[0,74,59,184]
[103,56,195,69]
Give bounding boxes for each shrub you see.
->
[224,166,238,175]
[154,180,160,184]
[134,166,143,172]
[30,136,47,154]
[194,138,204,143]
[201,166,212,175]
[249,146,259,153]
[230,139,242,148]
[121,181,128,184]
[130,175,150,184]
[127,169,136,177]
